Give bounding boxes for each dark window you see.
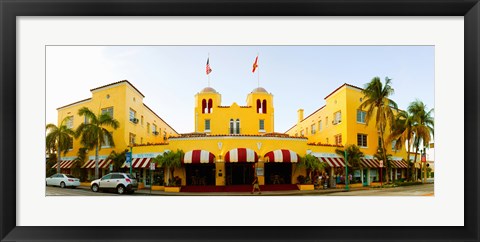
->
[205,119,211,131]
[111,174,124,179]
[262,99,267,114]
[259,119,265,130]
[208,99,213,113]
[202,99,206,114]
[357,134,367,147]
[101,174,112,180]
[256,99,261,113]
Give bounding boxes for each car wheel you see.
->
[116,185,125,194]
[91,184,99,192]
[60,182,66,188]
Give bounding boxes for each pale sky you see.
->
[46,46,434,134]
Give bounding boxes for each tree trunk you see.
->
[95,145,99,179]
[57,144,61,174]
[380,126,389,183]
[406,140,411,181]
[412,145,419,181]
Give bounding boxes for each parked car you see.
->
[46,173,81,188]
[90,173,138,194]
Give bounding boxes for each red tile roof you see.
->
[324,83,364,100]
[56,98,92,110]
[90,80,145,98]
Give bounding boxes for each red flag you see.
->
[206,58,212,75]
[252,56,258,73]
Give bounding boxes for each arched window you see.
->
[202,99,207,114]
[262,99,267,114]
[235,119,240,134]
[229,119,234,134]
[208,99,213,113]
[256,99,261,113]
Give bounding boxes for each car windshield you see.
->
[126,174,134,179]
[66,175,75,178]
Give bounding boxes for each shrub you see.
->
[296,175,306,184]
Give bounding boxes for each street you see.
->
[46,186,146,196]
[46,183,434,196]
[323,183,434,196]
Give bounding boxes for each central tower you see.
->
[194,86,274,135]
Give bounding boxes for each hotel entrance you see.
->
[226,163,255,185]
[185,164,216,186]
[264,163,292,184]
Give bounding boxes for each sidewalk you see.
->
[78,185,371,196]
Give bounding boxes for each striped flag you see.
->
[252,56,258,73]
[206,58,212,75]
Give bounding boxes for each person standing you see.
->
[251,175,261,194]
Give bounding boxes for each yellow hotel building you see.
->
[53,80,410,191]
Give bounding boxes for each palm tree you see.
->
[297,154,326,183]
[359,76,398,182]
[46,117,75,174]
[374,147,393,183]
[335,144,364,170]
[75,107,119,179]
[388,110,415,181]
[408,100,434,181]
[108,149,128,172]
[71,147,88,178]
[152,149,184,186]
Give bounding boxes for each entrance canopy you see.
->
[264,149,300,163]
[183,150,215,164]
[52,159,76,169]
[81,159,112,169]
[360,158,380,168]
[391,159,408,168]
[121,158,154,169]
[225,148,258,163]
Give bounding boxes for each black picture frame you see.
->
[1,0,478,241]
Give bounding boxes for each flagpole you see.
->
[257,53,260,87]
[208,53,210,87]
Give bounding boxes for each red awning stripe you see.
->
[391,159,408,168]
[81,159,95,168]
[81,159,111,169]
[264,149,300,163]
[61,160,75,169]
[225,148,259,163]
[360,158,380,168]
[183,150,215,164]
[319,157,346,167]
[52,160,73,169]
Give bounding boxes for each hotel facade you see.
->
[51,80,411,190]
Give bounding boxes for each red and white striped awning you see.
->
[81,159,112,169]
[121,158,154,169]
[391,159,408,168]
[224,148,258,163]
[52,160,76,169]
[264,149,300,163]
[318,157,346,167]
[183,150,215,164]
[360,158,380,168]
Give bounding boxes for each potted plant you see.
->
[295,154,326,190]
[153,149,184,192]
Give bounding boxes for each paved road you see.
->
[46,183,434,196]
[45,186,147,196]
[323,183,434,196]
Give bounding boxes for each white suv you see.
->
[90,173,138,194]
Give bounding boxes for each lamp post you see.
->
[345,150,349,191]
[129,146,133,176]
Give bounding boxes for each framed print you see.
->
[1,0,479,241]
